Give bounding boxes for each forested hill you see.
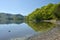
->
[0,13,24,24]
[26,3,60,21]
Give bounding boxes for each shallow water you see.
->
[0,23,37,40]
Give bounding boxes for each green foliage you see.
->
[13,15,24,22]
[26,3,60,21]
[54,3,60,19]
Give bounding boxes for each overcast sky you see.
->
[0,0,60,15]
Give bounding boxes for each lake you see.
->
[0,23,37,40]
[0,21,60,40]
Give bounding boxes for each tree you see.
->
[26,3,60,21]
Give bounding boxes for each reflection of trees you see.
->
[0,19,24,24]
[26,21,56,32]
[0,20,23,24]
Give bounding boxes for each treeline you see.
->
[26,3,60,21]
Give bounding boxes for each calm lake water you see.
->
[0,23,37,40]
[0,21,60,40]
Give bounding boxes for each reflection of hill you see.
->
[26,21,56,32]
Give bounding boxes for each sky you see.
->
[0,0,60,16]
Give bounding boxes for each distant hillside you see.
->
[0,13,24,24]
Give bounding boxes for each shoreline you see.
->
[27,26,60,40]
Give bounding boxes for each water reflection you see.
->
[26,21,56,32]
[27,22,60,40]
[0,20,23,24]
[0,20,59,40]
